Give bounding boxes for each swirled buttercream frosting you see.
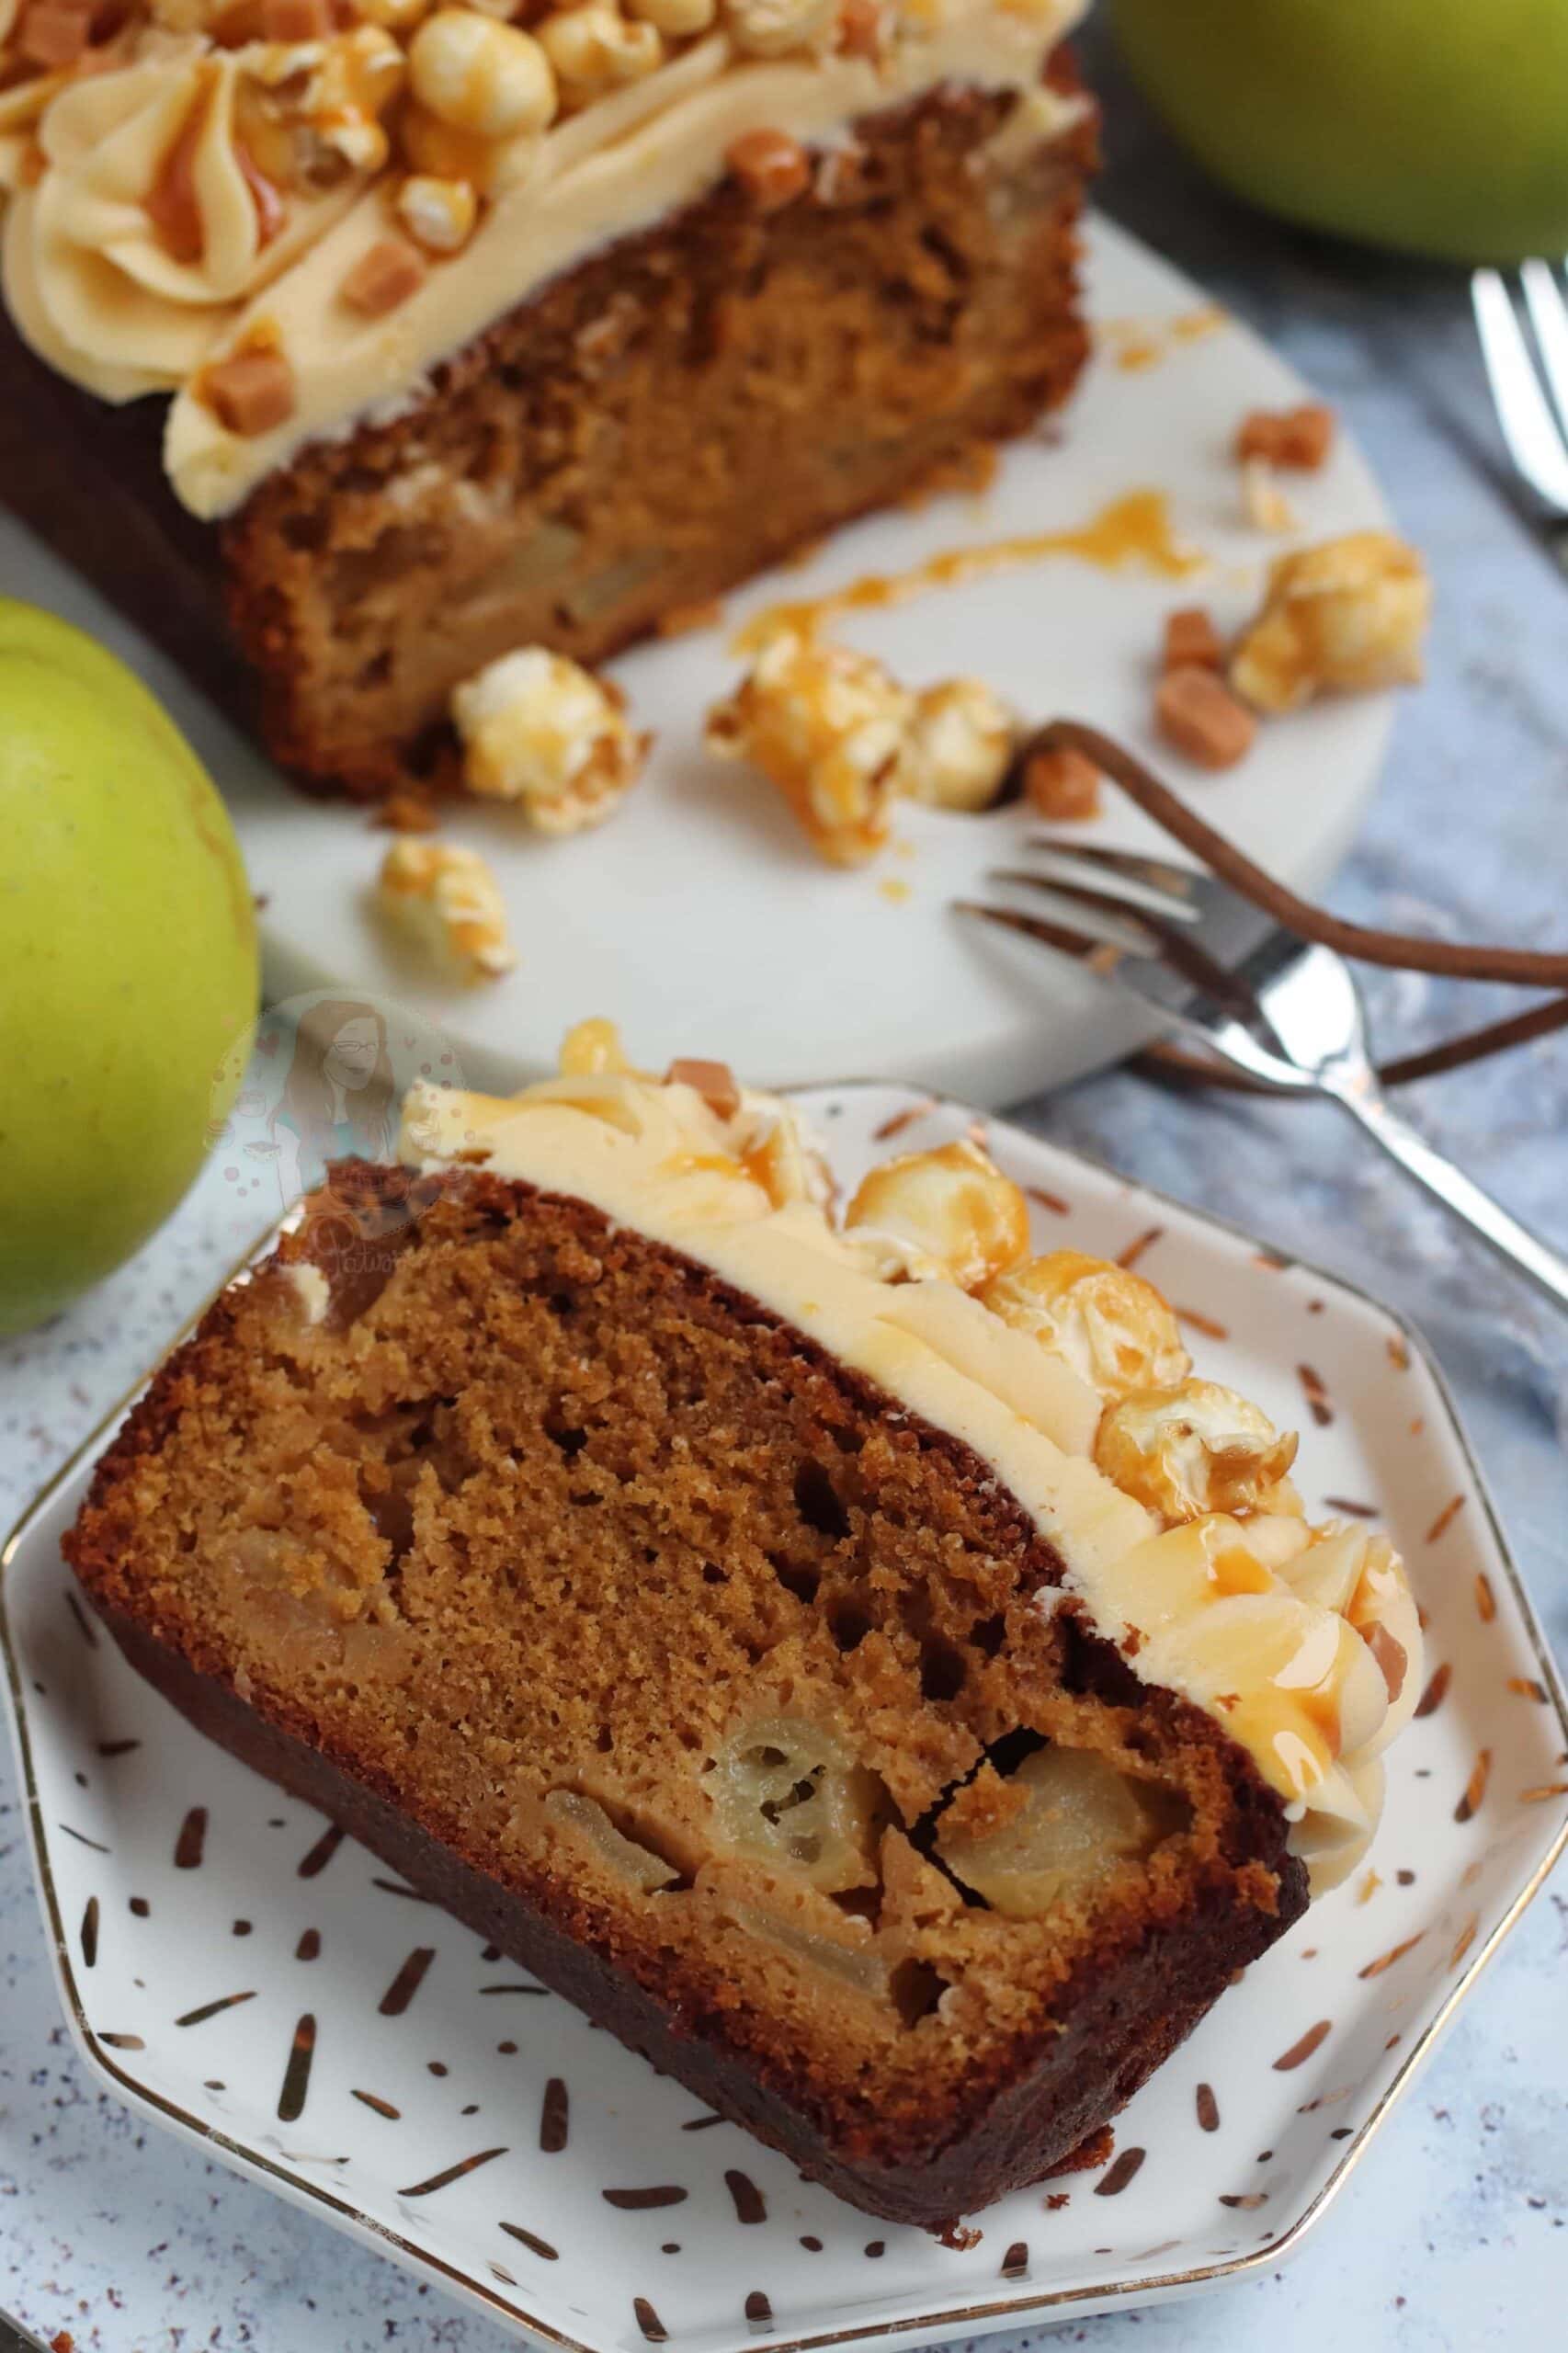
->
[0,0,1087,516]
[398,1026,1424,1896]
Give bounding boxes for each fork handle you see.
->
[1329,1084,1568,1314]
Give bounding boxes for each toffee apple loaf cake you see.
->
[65,1033,1422,2225]
[0,0,1096,801]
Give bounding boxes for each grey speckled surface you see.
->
[3,21,1566,2351]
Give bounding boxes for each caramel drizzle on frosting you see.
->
[145,61,216,264]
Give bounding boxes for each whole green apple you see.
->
[0,603,259,1336]
[1111,0,1568,264]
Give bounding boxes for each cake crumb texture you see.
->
[224,73,1095,799]
[67,1160,1304,2222]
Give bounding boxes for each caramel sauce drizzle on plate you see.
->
[733,489,1205,652]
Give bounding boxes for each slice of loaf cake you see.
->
[64,1034,1422,2225]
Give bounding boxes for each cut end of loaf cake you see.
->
[64,1040,1422,2223]
[227,74,1096,800]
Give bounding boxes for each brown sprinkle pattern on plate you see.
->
[1358,1933,1426,1981]
[1415,1662,1452,1719]
[871,1101,935,1142]
[1449,1915,1481,1970]
[399,2146,508,2197]
[1455,1749,1493,1823]
[1424,1495,1466,1545]
[1094,2147,1147,2196]
[1175,1306,1229,1340]
[1273,2020,1331,2071]
[724,2171,767,2225]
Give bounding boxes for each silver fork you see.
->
[960,839,1568,1314]
[1472,261,1568,541]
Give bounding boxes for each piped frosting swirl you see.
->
[398,1032,1423,1894]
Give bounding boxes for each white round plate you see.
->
[0,216,1395,1103]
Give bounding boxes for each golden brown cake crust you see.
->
[66,1161,1305,2225]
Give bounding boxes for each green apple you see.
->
[1111,0,1568,265]
[0,603,259,1336]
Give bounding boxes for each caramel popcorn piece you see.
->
[1096,1379,1299,1525]
[203,347,296,437]
[378,839,517,981]
[1236,402,1335,472]
[451,645,646,832]
[1230,532,1431,715]
[725,128,811,210]
[980,1250,1190,1402]
[1023,745,1101,822]
[898,677,1017,813]
[540,0,663,99]
[409,9,559,136]
[706,630,910,866]
[1154,664,1256,770]
[1161,606,1224,674]
[845,1138,1030,1290]
[665,1057,742,1120]
[397,172,479,254]
[17,0,92,67]
[342,235,427,317]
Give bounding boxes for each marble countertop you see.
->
[3,24,1565,2352]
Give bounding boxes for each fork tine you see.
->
[1471,267,1568,510]
[952,898,1125,975]
[1021,835,1205,902]
[988,864,1172,948]
[1520,259,1568,444]
[1017,842,1204,924]
[988,866,1275,1021]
